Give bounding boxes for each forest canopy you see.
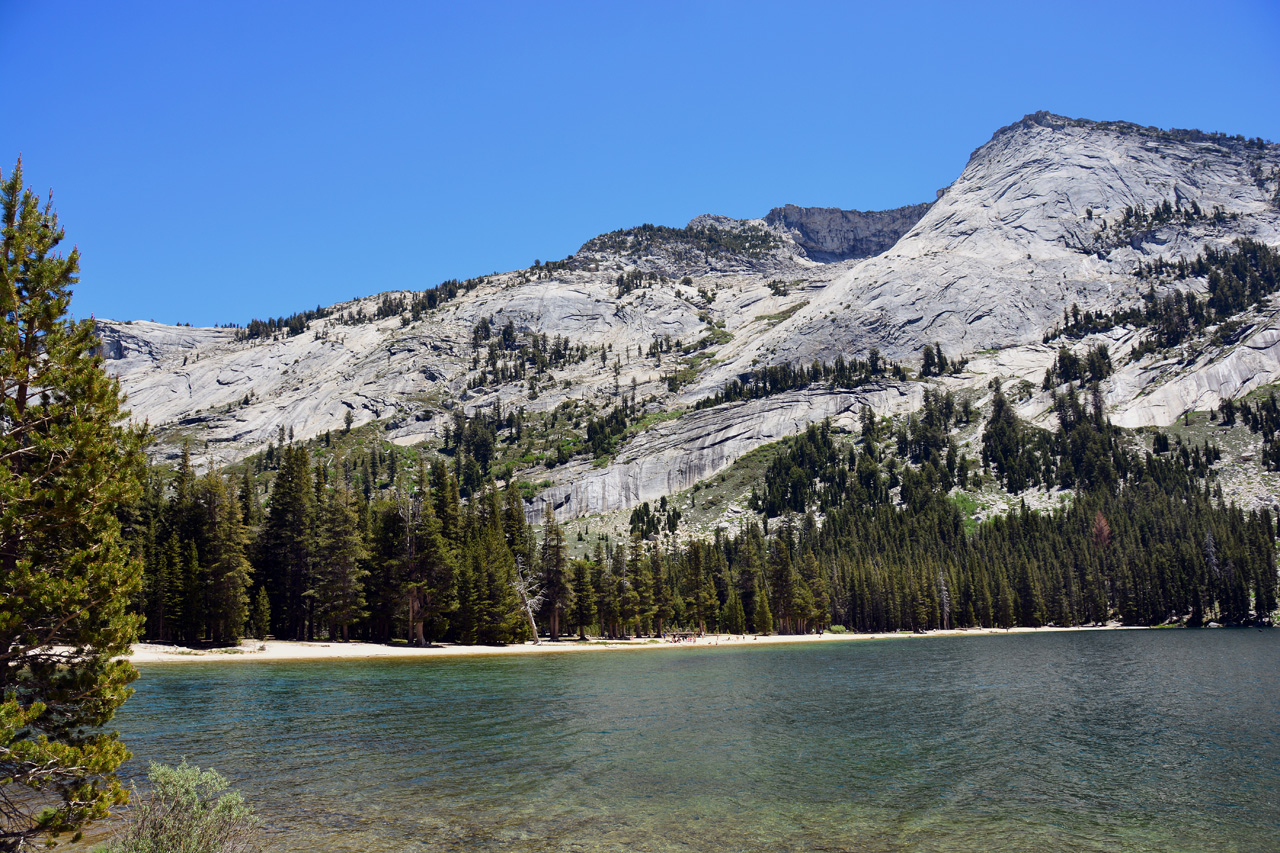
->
[121,374,1276,653]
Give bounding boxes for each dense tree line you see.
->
[233,306,331,340]
[125,444,532,646]
[742,385,1270,631]
[694,352,906,411]
[1042,343,1112,389]
[581,222,780,262]
[1236,391,1280,470]
[123,439,771,645]
[982,381,1220,494]
[122,382,1274,648]
[122,446,255,646]
[808,484,1274,631]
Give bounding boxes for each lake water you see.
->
[102,630,1278,852]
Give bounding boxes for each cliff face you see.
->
[99,112,1280,519]
[568,200,931,278]
[763,202,932,261]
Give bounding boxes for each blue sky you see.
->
[3,0,1278,326]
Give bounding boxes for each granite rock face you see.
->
[696,113,1280,393]
[1109,315,1280,428]
[528,383,922,519]
[763,202,932,261]
[99,112,1280,517]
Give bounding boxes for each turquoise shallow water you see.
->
[104,630,1278,852]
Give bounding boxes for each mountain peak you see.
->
[98,112,1280,524]
[991,110,1277,150]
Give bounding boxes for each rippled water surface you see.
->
[106,630,1279,851]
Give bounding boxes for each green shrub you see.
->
[96,761,265,853]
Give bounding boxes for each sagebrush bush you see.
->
[97,761,265,853]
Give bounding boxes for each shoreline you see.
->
[125,624,1147,664]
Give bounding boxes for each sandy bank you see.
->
[126,624,1140,663]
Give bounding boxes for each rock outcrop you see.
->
[1110,314,1280,428]
[763,202,932,261]
[529,384,922,519]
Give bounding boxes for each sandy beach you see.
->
[125,624,1139,663]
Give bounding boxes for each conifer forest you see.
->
[120,378,1277,647]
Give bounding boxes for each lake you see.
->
[100,630,1279,852]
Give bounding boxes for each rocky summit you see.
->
[98,112,1280,520]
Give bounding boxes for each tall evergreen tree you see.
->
[196,472,253,643]
[248,586,271,639]
[539,507,572,640]
[752,572,774,635]
[259,445,315,639]
[800,550,829,632]
[408,495,455,644]
[570,558,596,640]
[1,160,146,850]
[315,486,368,641]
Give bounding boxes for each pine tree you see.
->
[315,486,368,641]
[238,468,262,528]
[618,544,640,637]
[452,542,478,644]
[631,543,656,635]
[431,460,460,547]
[180,540,204,644]
[599,546,623,638]
[1,160,146,850]
[570,558,596,639]
[767,535,796,633]
[721,587,746,634]
[259,445,315,639]
[365,499,407,643]
[800,550,830,632]
[474,524,525,644]
[409,494,455,644]
[539,507,572,640]
[248,587,271,639]
[651,550,673,636]
[158,534,185,642]
[688,542,714,633]
[197,473,253,643]
[921,343,937,377]
[752,573,774,634]
[592,544,616,638]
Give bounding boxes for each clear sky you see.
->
[3,0,1278,326]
